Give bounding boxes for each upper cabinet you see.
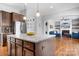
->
[11,12,24,22]
[2,11,11,26]
[0,11,2,26]
[0,11,24,26]
[0,11,11,26]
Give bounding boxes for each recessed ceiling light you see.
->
[50,6,53,8]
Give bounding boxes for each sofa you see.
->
[72,32,79,39]
[49,31,60,37]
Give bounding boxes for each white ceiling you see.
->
[27,3,79,16]
[0,3,26,11]
[1,3,79,16]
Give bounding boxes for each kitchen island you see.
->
[7,34,56,56]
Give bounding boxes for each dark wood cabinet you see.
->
[11,12,24,22]
[0,11,11,46]
[0,11,24,26]
[0,11,24,46]
[11,42,15,56]
[0,11,11,26]
[16,45,22,56]
[24,41,34,50]
[0,12,2,26]
[23,48,33,56]
[9,39,34,56]
[3,34,7,46]
[2,11,11,26]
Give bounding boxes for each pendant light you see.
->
[23,3,27,20]
[36,3,40,17]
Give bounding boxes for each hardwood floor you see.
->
[0,37,79,56]
[0,46,8,56]
[54,37,79,56]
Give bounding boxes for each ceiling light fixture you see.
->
[36,3,40,17]
[23,3,27,20]
[23,16,26,20]
[36,11,40,17]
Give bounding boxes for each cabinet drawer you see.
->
[16,39,22,45]
[23,49,33,56]
[24,41,34,50]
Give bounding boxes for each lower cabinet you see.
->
[8,38,55,56]
[35,38,56,56]
[16,45,22,56]
[3,34,7,46]
[23,49,33,56]
[11,42,15,56]
[9,39,34,56]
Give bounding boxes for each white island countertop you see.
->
[7,34,56,43]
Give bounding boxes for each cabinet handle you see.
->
[23,50,26,56]
[42,46,45,50]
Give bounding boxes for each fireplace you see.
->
[62,30,70,37]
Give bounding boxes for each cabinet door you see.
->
[2,11,6,26]
[2,11,11,26]
[23,41,34,56]
[36,39,55,56]
[3,34,7,46]
[19,14,23,21]
[0,12,2,26]
[24,41,34,50]
[16,39,22,45]
[35,40,47,56]
[35,42,43,56]
[12,13,19,21]
[12,13,23,21]
[42,39,55,56]
[23,49,33,56]
[11,42,15,56]
[6,12,11,26]
[8,38,15,56]
[16,45,22,56]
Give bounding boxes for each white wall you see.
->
[36,17,44,35]
[44,20,55,35]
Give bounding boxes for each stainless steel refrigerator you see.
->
[15,21,26,35]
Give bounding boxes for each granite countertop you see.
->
[7,34,56,43]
